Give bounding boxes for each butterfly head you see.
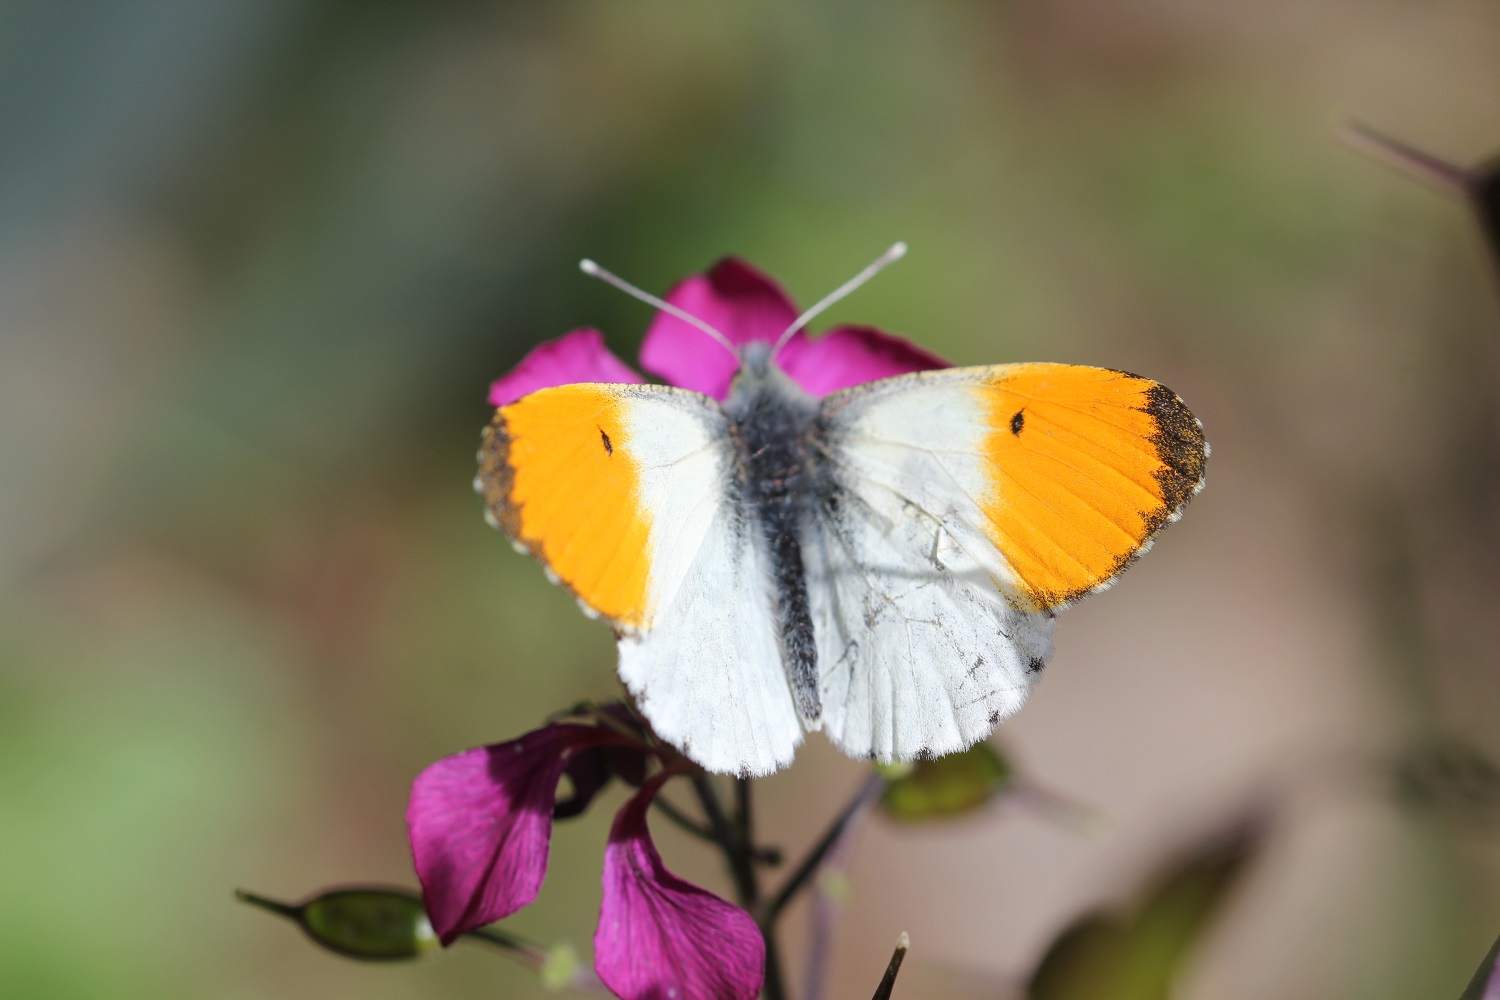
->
[722,338,816,420]
[737,338,777,376]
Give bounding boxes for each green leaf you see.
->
[1457,932,1500,1000]
[1027,819,1262,1000]
[879,743,1012,821]
[237,886,438,961]
[1028,915,1132,1000]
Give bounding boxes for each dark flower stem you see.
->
[234,888,299,920]
[464,928,609,995]
[463,926,551,966]
[690,773,760,906]
[690,770,887,1000]
[765,774,885,923]
[653,790,783,864]
[690,773,786,1000]
[650,792,718,843]
[1341,120,1473,194]
[868,933,909,1000]
[736,776,754,847]
[1339,120,1500,290]
[801,790,876,1000]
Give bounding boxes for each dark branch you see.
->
[766,774,885,922]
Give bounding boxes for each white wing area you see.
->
[810,374,1056,763]
[615,392,803,777]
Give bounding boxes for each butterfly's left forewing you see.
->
[810,363,1206,763]
[478,382,803,776]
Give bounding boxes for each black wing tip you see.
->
[1026,377,1207,612]
[1140,382,1208,522]
[477,411,524,538]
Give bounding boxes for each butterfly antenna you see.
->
[770,241,908,358]
[579,259,739,360]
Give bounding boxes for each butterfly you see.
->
[477,246,1207,776]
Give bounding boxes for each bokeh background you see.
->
[5,2,1500,998]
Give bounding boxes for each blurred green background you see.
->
[4,1,1500,997]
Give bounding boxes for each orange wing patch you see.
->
[979,364,1206,611]
[478,385,652,629]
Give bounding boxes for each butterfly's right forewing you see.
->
[811,363,1205,763]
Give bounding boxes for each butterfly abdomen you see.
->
[727,367,823,727]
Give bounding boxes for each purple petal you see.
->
[638,258,800,399]
[595,775,765,1000]
[407,724,624,944]
[488,328,643,407]
[778,324,950,397]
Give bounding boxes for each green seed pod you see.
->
[237,886,439,961]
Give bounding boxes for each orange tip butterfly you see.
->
[477,246,1207,776]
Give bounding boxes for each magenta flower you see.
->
[406,709,764,1000]
[407,722,637,945]
[596,773,765,1000]
[487,257,948,407]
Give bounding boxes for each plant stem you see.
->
[464,928,609,995]
[801,805,865,1000]
[234,888,301,920]
[464,925,550,965]
[689,773,759,908]
[736,776,754,846]
[654,788,782,864]
[761,936,788,1000]
[689,773,786,1000]
[691,773,885,1000]
[651,792,717,843]
[766,774,884,923]
[738,780,786,1000]
[868,933,909,1000]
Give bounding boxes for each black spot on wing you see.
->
[1010,408,1025,436]
[599,427,613,456]
[1026,656,1046,675]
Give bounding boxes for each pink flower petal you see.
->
[407,724,627,945]
[638,258,800,400]
[488,328,643,407]
[778,324,951,397]
[595,775,765,1000]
